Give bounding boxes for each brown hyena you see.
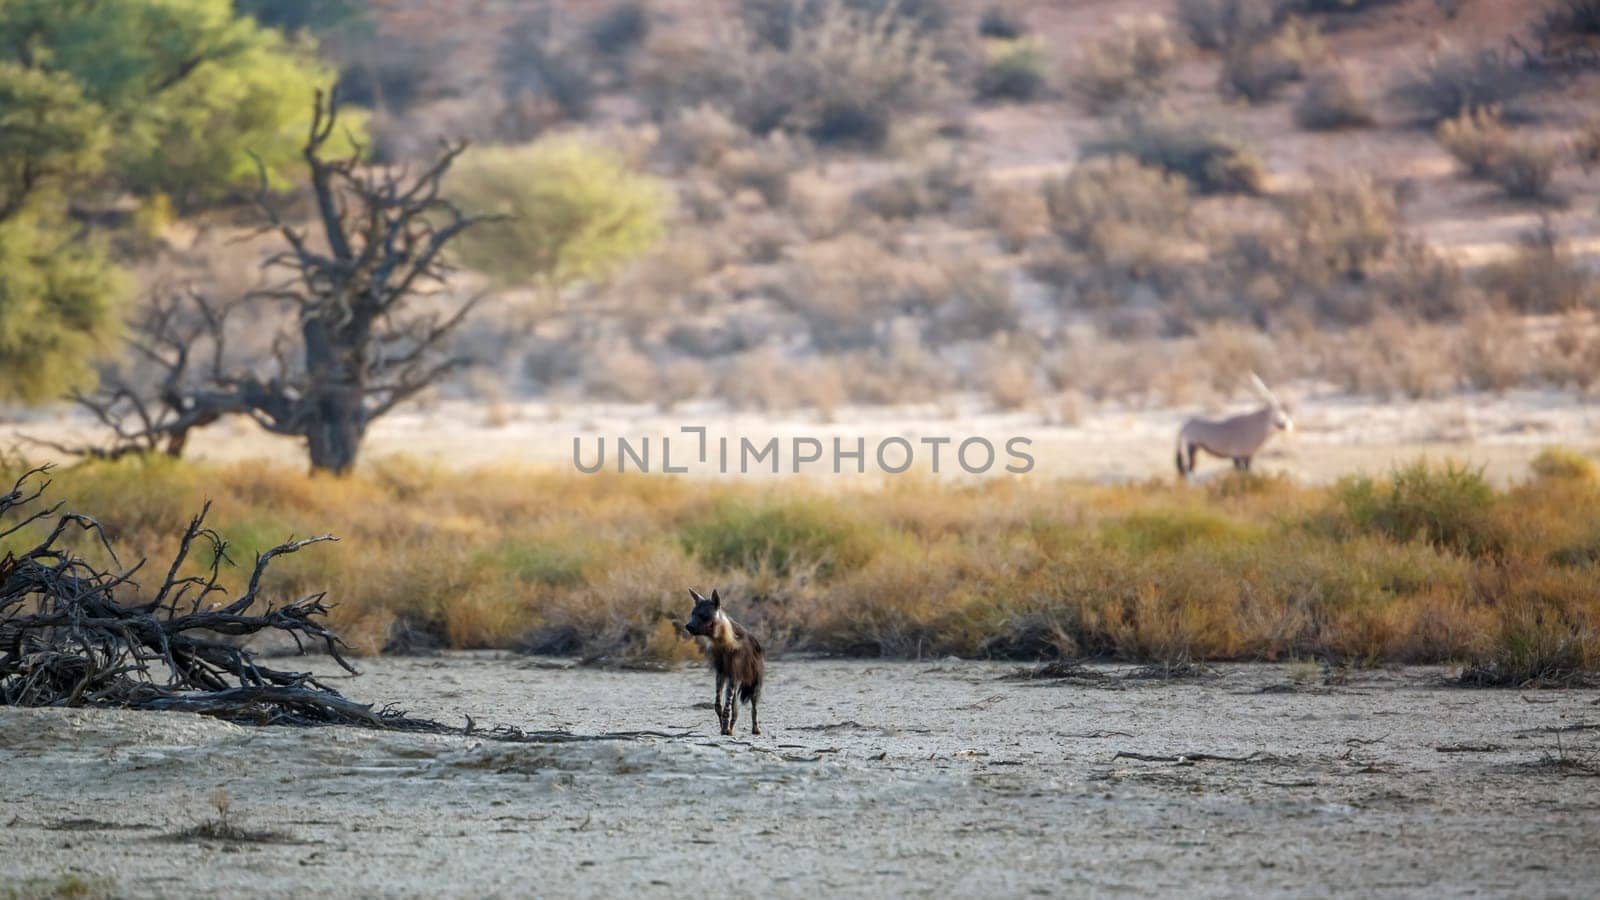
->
[683,588,764,736]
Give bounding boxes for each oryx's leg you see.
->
[1187,444,1198,474]
[1242,456,1253,472]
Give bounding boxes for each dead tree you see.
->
[0,464,373,723]
[66,91,490,475]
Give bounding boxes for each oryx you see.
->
[1175,373,1293,478]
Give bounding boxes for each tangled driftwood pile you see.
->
[0,464,385,725]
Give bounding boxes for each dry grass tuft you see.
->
[1295,65,1376,130]
[1074,16,1185,112]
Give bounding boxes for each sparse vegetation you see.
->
[977,37,1050,102]
[1082,110,1268,194]
[1437,109,1561,201]
[3,455,1594,676]
[1294,66,1376,130]
[1391,44,1537,125]
[1174,0,1283,51]
[1074,16,1185,112]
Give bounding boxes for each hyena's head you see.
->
[683,588,722,637]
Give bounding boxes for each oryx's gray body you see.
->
[1176,374,1292,478]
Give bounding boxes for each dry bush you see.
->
[1490,141,1561,202]
[775,236,909,350]
[1437,107,1508,177]
[1083,110,1267,194]
[1219,18,1321,103]
[1043,155,1194,273]
[1481,221,1597,315]
[1530,446,1598,482]
[1544,312,1600,392]
[715,141,801,207]
[581,342,661,403]
[922,259,1020,343]
[978,5,1027,39]
[1438,109,1562,201]
[1390,43,1538,125]
[1373,239,1481,321]
[1294,65,1375,129]
[852,154,974,220]
[977,37,1051,102]
[1174,0,1283,51]
[980,355,1034,410]
[1074,16,1186,112]
[975,179,1049,253]
[588,2,651,59]
[656,105,747,170]
[1283,173,1399,283]
[1535,0,1600,40]
[1454,311,1531,393]
[1575,117,1600,173]
[1323,314,1450,399]
[1192,323,1275,394]
[734,2,949,148]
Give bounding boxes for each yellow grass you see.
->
[5,453,1598,681]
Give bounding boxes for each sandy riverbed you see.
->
[2,656,1598,898]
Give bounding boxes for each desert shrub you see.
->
[1294,65,1375,129]
[975,180,1048,253]
[1373,239,1479,321]
[853,154,972,219]
[448,140,667,293]
[1296,0,1405,10]
[1082,110,1267,194]
[924,260,1020,342]
[1390,44,1537,125]
[1283,173,1399,282]
[978,5,1027,39]
[1535,0,1600,39]
[716,143,799,207]
[1174,0,1283,50]
[1461,601,1598,687]
[1219,18,1321,103]
[1074,16,1185,112]
[1043,156,1193,272]
[680,496,882,578]
[977,37,1050,102]
[731,1,947,147]
[1575,117,1600,173]
[588,2,651,57]
[1530,447,1597,482]
[1481,221,1596,314]
[1489,140,1560,201]
[1332,460,1501,556]
[1436,107,1508,177]
[1454,310,1529,392]
[499,9,598,129]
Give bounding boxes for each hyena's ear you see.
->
[689,588,707,604]
[710,589,721,607]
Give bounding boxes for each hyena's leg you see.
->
[714,672,728,733]
[750,695,760,736]
[724,682,739,734]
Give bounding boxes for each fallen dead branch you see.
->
[0,465,374,725]
[1112,750,1270,764]
[1435,743,1503,753]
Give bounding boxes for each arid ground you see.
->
[3,657,1597,898]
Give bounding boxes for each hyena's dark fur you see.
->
[683,588,764,736]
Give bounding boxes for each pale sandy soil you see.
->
[6,389,1597,484]
[2,657,1598,898]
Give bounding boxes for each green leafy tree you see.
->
[0,0,350,206]
[448,140,667,298]
[0,215,124,403]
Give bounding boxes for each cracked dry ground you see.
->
[3,658,1597,898]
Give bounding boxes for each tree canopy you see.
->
[448,140,667,296]
[0,0,350,404]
